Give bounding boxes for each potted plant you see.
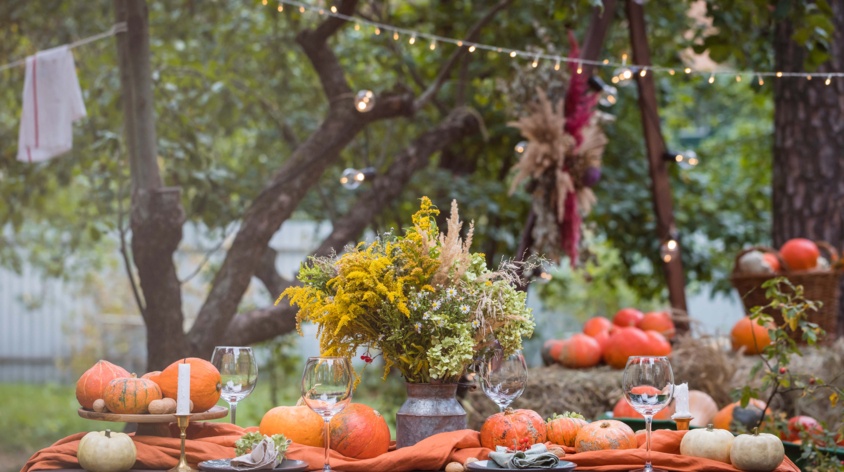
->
[278,197,536,447]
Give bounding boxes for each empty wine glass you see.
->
[622,356,674,472]
[210,346,258,425]
[479,348,527,412]
[301,357,353,472]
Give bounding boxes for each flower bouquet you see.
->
[278,197,536,384]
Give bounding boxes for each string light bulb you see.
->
[354,90,375,112]
[684,67,692,74]
[613,66,634,87]
[555,59,561,71]
[736,74,742,82]
[509,51,517,58]
[639,68,647,77]
[776,71,783,78]
[457,40,463,47]
[340,168,363,190]
[299,5,304,12]
[599,84,618,107]
[374,27,380,35]
[660,238,679,263]
[409,34,416,45]
[531,56,539,68]
[429,39,436,50]
[514,141,529,155]
[665,149,699,169]
[758,75,764,86]
[468,45,476,52]
[669,69,675,75]
[807,75,812,80]
[826,75,832,85]
[708,73,715,84]
[261,0,267,5]
[354,23,360,31]
[393,31,399,40]
[277,4,283,11]
[576,62,582,74]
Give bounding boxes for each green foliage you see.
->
[234,432,290,457]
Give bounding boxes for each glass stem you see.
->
[644,414,653,472]
[230,401,238,426]
[323,418,331,471]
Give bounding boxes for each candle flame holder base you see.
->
[672,415,693,431]
[168,414,197,472]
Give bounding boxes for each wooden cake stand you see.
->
[78,405,228,437]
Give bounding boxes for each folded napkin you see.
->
[488,444,560,469]
[230,437,280,470]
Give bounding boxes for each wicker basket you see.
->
[730,243,841,344]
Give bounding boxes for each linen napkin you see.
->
[488,444,560,469]
[230,437,280,470]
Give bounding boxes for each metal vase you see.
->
[395,382,467,449]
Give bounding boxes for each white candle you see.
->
[176,362,191,415]
[672,382,691,418]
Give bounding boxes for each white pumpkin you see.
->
[730,429,784,472]
[679,424,734,464]
[688,390,719,427]
[78,429,137,472]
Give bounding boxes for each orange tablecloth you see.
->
[23,423,800,472]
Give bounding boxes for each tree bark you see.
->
[115,0,187,370]
[772,0,844,338]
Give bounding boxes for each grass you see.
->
[1,371,407,472]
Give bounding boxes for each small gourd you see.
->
[77,429,137,472]
[445,462,464,472]
[92,399,108,413]
[730,428,785,472]
[679,424,733,464]
[148,397,177,415]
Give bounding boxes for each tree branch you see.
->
[255,247,296,296]
[413,0,513,113]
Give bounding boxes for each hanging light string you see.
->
[272,0,843,83]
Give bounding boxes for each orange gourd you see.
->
[712,399,770,432]
[103,375,162,414]
[583,316,613,337]
[480,408,547,450]
[260,405,325,447]
[329,403,390,459]
[637,311,676,339]
[780,238,819,271]
[574,419,637,452]
[540,339,565,366]
[556,334,602,368]
[141,371,161,382]
[546,412,588,447]
[602,327,651,369]
[644,330,672,356]
[155,358,222,413]
[730,317,772,355]
[76,360,131,410]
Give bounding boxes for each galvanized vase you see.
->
[395,382,467,448]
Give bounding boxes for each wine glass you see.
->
[301,357,353,472]
[210,346,258,426]
[622,356,674,472]
[479,348,528,412]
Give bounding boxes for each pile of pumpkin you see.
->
[736,238,832,274]
[541,308,675,369]
[76,358,223,415]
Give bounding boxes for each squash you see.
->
[479,408,547,450]
[556,334,602,369]
[679,424,734,464]
[103,375,162,414]
[688,390,719,427]
[612,308,644,327]
[602,327,652,369]
[76,360,131,410]
[712,399,770,432]
[644,330,672,356]
[574,419,637,452]
[540,340,564,366]
[582,316,613,337]
[77,429,137,472]
[329,403,390,459]
[612,396,673,420]
[779,238,819,271]
[141,371,161,382]
[731,317,772,355]
[155,358,222,412]
[260,405,325,447]
[546,412,588,447]
[730,428,785,472]
[637,311,676,339]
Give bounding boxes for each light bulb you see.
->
[676,150,699,169]
[429,39,436,50]
[598,84,618,107]
[660,239,679,263]
[340,168,362,190]
[409,35,416,45]
[514,141,528,155]
[355,90,375,112]
[468,45,476,52]
[612,67,634,87]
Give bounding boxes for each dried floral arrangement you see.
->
[278,197,536,384]
[505,35,610,265]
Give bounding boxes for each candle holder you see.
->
[672,415,693,431]
[168,414,197,472]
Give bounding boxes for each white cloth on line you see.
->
[17,45,87,163]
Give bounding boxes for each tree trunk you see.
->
[773,0,844,338]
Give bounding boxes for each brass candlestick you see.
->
[672,415,693,431]
[168,414,197,472]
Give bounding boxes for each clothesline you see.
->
[0,22,126,73]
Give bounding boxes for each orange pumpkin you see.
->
[637,311,676,339]
[329,403,390,459]
[591,330,611,355]
[611,396,674,420]
[583,317,613,337]
[602,327,651,369]
[76,360,131,410]
[644,330,672,357]
[103,375,162,414]
[260,405,325,446]
[546,412,588,447]
[612,308,644,328]
[730,317,772,355]
[556,334,602,369]
[712,399,770,432]
[141,371,161,382]
[688,390,720,428]
[541,339,565,366]
[155,358,222,412]
[780,238,819,271]
[574,419,637,452]
[480,408,547,450]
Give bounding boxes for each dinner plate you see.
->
[198,458,308,472]
[466,459,577,471]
